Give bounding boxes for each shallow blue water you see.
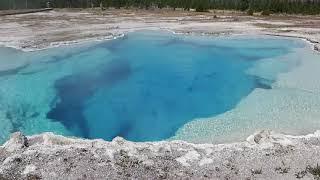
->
[0,31,305,142]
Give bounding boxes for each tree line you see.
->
[1,0,320,14]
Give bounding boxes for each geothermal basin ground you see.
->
[0,9,320,179]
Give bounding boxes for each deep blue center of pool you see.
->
[43,32,295,141]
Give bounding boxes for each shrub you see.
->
[261,10,272,16]
[196,6,208,12]
[247,9,254,16]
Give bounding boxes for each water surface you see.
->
[0,31,306,143]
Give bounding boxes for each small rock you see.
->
[314,44,320,52]
[22,165,37,175]
[112,137,126,145]
[3,132,28,152]
[247,130,294,148]
[254,133,263,144]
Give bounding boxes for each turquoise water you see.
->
[0,31,305,143]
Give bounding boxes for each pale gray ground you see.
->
[0,9,319,52]
[0,9,319,71]
[1,131,320,179]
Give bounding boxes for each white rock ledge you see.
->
[1,131,320,179]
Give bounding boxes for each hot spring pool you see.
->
[1,31,319,143]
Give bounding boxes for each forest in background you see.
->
[1,0,320,14]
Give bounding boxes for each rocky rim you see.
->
[1,130,320,179]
